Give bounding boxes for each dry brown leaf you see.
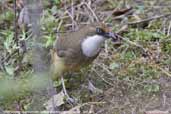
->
[113,7,133,16]
[44,91,65,110]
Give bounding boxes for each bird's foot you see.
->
[61,76,77,105]
[63,91,77,105]
[65,96,77,105]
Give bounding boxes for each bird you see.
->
[50,23,117,103]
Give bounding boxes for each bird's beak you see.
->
[105,32,118,41]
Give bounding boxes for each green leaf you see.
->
[53,80,62,87]
[5,66,14,76]
[3,31,14,53]
[109,62,120,70]
[124,51,135,60]
[44,35,55,47]
[144,84,160,93]
[136,5,144,13]
[54,0,61,5]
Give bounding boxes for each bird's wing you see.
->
[54,25,97,64]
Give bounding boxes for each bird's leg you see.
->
[61,76,69,98]
[61,76,76,104]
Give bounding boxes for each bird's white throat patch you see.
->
[81,35,105,57]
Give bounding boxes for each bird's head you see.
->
[93,23,118,41]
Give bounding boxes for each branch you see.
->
[128,13,171,25]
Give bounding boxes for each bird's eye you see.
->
[96,28,105,35]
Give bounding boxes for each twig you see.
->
[147,62,171,77]
[113,9,134,20]
[127,13,171,25]
[57,19,63,33]
[14,0,19,53]
[83,2,99,22]
[167,21,171,36]
[71,0,76,30]
[115,34,147,54]
[92,67,114,87]
[95,63,115,78]
[71,102,106,110]
[157,66,171,77]
[1,50,18,64]
[66,9,77,29]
